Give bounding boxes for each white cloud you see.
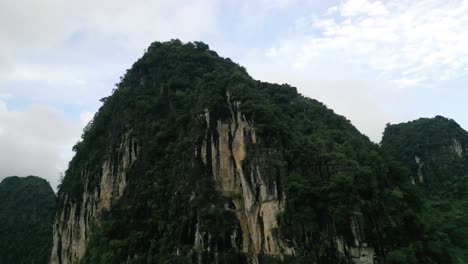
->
[0,0,220,189]
[241,48,413,142]
[0,0,221,186]
[0,63,111,109]
[0,100,81,190]
[255,0,297,9]
[266,0,468,86]
[74,0,219,49]
[339,0,389,17]
[7,64,87,87]
[0,0,221,107]
[0,0,75,52]
[235,0,468,142]
[1,0,217,44]
[0,93,15,100]
[393,78,425,88]
[0,0,219,55]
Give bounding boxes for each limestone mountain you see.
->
[0,176,56,264]
[52,40,451,264]
[381,116,468,263]
[381,116,468,186]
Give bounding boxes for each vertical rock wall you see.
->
[451,138,463,157]
[335,212,375,264]
[50,133,138,264]
[415,155,424,184]
[196,92,292,262]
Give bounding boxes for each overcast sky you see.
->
[1,0,468,189]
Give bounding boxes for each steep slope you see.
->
[52,40,449,264]
[381,117,468,263]
[0,176,57,264]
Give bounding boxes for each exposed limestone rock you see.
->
[349,212,375,264]
[335,237,375,264]
[50,133,138,264]
[415,155,424,183]
[410,176,416,185]
[349,247,375,264]
[451,138,463,157]
[197,91,291,262]
[335,212,376,264]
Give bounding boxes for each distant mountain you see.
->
[382,116,468,263]
[0,176,56,264]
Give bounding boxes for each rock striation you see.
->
[50,133,138,264]
[195,92,291,262]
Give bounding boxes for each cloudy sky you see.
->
[1,0,468,189]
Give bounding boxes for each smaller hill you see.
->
[381,115,468,186]
[381,116,468,263]
[0,176,57,264]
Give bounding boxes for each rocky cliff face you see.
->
[451,138,463,158]
[195,91,379,263]
[50,133,138,264]
[51,95,377,263]
[195,92,292,262]
[51,92,293,263]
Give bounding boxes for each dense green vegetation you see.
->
[381,116,468,187]
[382,117,468,263]
[55,40,457,263]
[0,176,56,264]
